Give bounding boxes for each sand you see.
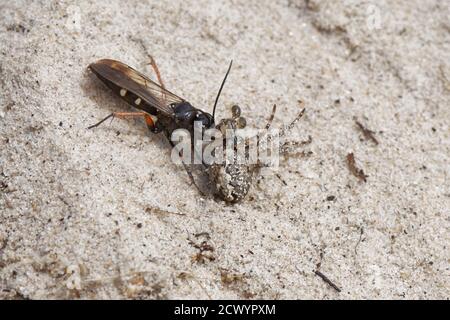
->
[0,0,449,299]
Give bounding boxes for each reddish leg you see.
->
[88,112,155,130]
[147,55,167,105]
[147,55,165,89]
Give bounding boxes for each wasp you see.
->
[88,57,231,189]
[87,58,231,135]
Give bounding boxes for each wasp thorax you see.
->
[173,102,214,129]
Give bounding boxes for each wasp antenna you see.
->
[212,60,233,122]
[87,113,115,129]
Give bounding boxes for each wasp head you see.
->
[195,111,214,129]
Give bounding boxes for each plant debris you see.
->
[194,232,211,239]
[346,153,368,182]
[145,206,185,216]
[191,252,215,264]
[189,235,215,264]
[355,119,379,145]
[314,270,341,293]
[220,269,246,285]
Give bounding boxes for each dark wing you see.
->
[89,59,185,117]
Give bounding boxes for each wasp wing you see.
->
[90,59,185,117]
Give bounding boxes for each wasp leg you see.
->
[165,133,206,196]
[147,55,167,105]
[88,112,155,130]
[147,55,165,89]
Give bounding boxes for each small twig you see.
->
[145,207,185,216]
[275,173,287,186]
[355,120,379,145]
[194,232,211,239]
[57,195,71,207]
[314,270,341,293]
[354,227,364,255]
[188,240,214,253]
[220,269,246,285]
[346,153,368,182]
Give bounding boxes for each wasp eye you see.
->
[231,105,241,119]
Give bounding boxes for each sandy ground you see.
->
[0,0,449,299]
